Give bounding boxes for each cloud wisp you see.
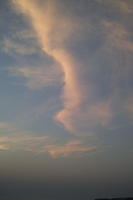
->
[0,120,96,158]
[103,20,133,51]
[9,64,62,89]
[2,38,38,56]
[0,133,96,158]
[0,134,47,151]
[42,140,97,159]
[99,0,133,14]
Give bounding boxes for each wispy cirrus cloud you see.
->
[0,144,9,151]
[103,20,133,51]
[0,120,96,158]
[9,0,133,136]
[0,133,96,158]
[14,29,36,40]
[0,133,48,151]
[41,140,97,159]
[10,0,114,134]
[2,38,38,56]
[97,0,133,14]
[9,64,62,89]
[117,0,133,14]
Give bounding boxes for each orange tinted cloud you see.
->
[41,140,97,158]
[0,134,48,152]
[0,144,9,150]
[0,134,96,158]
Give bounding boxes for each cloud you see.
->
[9,64,62,89]
[103,20,133,51]
[14,29,36,40]
[42,140,97,158]
[87,101,112,126]
[0,122,49,153]
[55,99,112,134]
[117,0,133,14]
[1,38,38,56]
[0,121,97,158]
[125,97,133,119]
[97,0,133,14]
[0,144,9,151]
[0,133,48,151]
[9,0,86,132]
[10,0,113,134]
[9,0,133,135]
[0,133,96,158]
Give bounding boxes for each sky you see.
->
[0,0,133,199]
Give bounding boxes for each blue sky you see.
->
[0,0,133,199]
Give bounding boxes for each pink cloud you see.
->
[42,140,97,158]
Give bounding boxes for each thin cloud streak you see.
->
[9,65,62,89]
[0,134,48,152]
[0,121,97,158]
[97,0,133,14]
[2,38,38,56]
[42,140,97,159]
[0,144,9,150]
[103,20,133,51]
[0,134,96,158]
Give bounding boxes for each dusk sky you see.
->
[0,0,133,199]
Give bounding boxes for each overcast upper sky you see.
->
[0,0,133,199]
